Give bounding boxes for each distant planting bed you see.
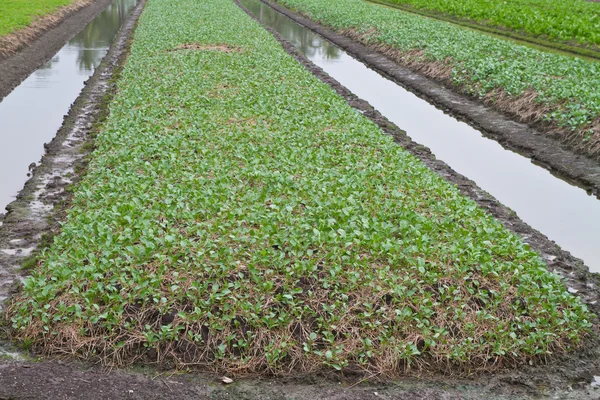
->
[376,0,600,52]
[277,0,600,160]
[7,0,592,376]
[0,0,82,36]
[0,0,92,57]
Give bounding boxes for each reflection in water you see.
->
[255,3,341,60]
[72,0,136,70]
[242,0,600,272]
[0,0,137,214]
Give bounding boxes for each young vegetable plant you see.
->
[7,0,593,377]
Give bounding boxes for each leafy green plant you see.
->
[277,0,600,157]
[0,0,80,37]
[382,0,600,49]
[6,0,592,377]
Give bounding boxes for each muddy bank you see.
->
[0,0,93,59]
[0,0,114,101]
[0,0,146,312]
[262,0,600,200]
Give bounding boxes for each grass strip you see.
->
[380,0,600,50]
[0,0,82,36]
[0,0,93,57]
[276,0,600,159]
[7,0,592,376]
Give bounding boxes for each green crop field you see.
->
[381,0,600,49]
[278,0,600,159]
[7,0,591,375]
[0,0,78,36]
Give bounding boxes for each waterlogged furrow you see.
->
[8,0,591,375]
[277,0,600,158]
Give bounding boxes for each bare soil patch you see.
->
[1,358,600,399]
[173,43,243,52]
[263,0,600,199]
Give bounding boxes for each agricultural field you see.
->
[6,0,592,376]
[277,0,600,159]
[0,0,82,36]
[378,0,600,50]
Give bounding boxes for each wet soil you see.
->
[2,359,598,400]
[0,0,114,101]
[263,0,600,201]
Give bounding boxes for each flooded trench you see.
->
[0,0,137,219]
[240,0,600,273]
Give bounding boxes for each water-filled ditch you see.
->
[240,0,600,273]
[0,0,138,357]
[0,0,137,219]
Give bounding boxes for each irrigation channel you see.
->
[0,0,137,356]
[240,0,600,273]
[0,0,137,222]
[365,0,600,62]
[0,1,599,280]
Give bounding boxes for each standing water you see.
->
[241,0,600,272]
[0,0,137,215]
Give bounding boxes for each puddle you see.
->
[0,0,138,214]
[241,0,600,272]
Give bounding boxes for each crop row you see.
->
[382,0,600,49]
[7,0,591,375]
[277,0,600,158]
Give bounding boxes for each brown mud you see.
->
[264,0,600,200]
[0,0,599,397]
[0,0,114,101]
